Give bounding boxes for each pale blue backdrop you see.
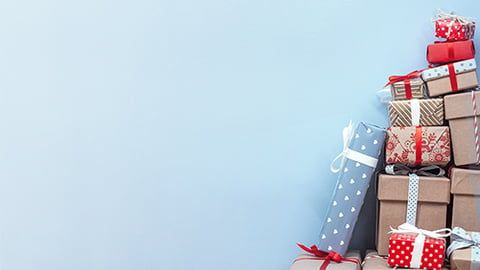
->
[0,1,478,270]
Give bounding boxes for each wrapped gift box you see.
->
[450,168,480,230]
[376,174,450,255]
[290,249,361,270]
[422,59,478,97]
[385,126,450,167]
[427,40,475,65]
[388,98,444,127]
[388,231,446,270]
[447,227,480,270]
[362,250,449,270]
[390,77,426,100]
[444,91,480,165]
[317,122,385,256]
[436,18,475,41]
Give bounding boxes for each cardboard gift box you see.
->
[362,250,448,270]
[388,98,444,127]
[427,40,475,65]
[376,173,450,255]
[317,122,385,256]
[450,168,480,230]
[385,126,451,167]
[435,17,476,41]
[386,71,425,100]
[422,59,478,97]
[447,227,480,270]
[290,247,361,270]
[444,91,480,165]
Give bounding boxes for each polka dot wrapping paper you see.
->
[388,233,446,270]
[435,18,475,41]
[317,122,385,256]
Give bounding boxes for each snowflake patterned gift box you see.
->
[385,70,425,101]
[447,227,480,270]
[387,223,449,270]
[435,12,476,41]
[422,58,478,97]
[290,245,361,270]
[450,168,480,231]
[444,91,480,166]
[388,98,444,127]
[385,126,450,167]
[427,40,475,65]
[317,122,385,256]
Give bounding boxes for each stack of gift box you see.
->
[290,11,480,270]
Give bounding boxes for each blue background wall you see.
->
[0,1,478,269]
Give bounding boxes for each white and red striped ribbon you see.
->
[472,91,480,164]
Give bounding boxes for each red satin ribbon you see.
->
[295,244,360,270]
[415,126,423,166]
[448,63,459,91]
[447,42,455,61]
[384,70,424,100]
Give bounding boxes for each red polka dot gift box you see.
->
[435,12,475,41]
[387,223,450,270]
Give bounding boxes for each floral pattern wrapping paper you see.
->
[385,126,450,167]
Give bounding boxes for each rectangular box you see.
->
[422,59,478,97]
[448,228,480,270]
[388,98,444,127]
[376,174,450,255]
[290,250,361,270]
[385,126,451,167]
[444,91,480,165]
[436,18,475,41]
[427,40,475,65]
[362,250,448,270]
[317,122,385,256]
[450,168,480,230]
[390,77,425,100]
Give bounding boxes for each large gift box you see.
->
[376,169,450,255]
[318,122,385,256]
[447,227,480,270]
[362,250,448,270]
[386,71,425,100]
[427,40,475,65]
[451,168,480,230]
[444,91,480,165]
[388,224,448,270]
[290,245,361,270]
[385,126,451,167]
[435,14,476,41]
[388,98,444,127]
[422,59,478,97]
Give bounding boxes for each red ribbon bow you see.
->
[384,70,424,100]
[294,244,360,270]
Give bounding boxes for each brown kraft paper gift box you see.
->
[388,98,444,127]
[451,167,480,231]
[422,58,478,97]
[362,250,449,270]
[450,247,479,270]
[391,77,426,100]
[376,174,450,256]
[290,250,361,270]
[445,90,480,165]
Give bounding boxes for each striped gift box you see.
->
[388,98,444,127]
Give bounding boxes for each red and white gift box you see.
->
[388,224,449,270]
[435,14,475,41]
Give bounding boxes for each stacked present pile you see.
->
[290,10,480,270]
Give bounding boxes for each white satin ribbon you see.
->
[410,99,420,126]
[330,121,379,173]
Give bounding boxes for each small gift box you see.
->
[290,244,361,270]
[447,227,480,270]
[422,58,478,97]
[362,250,449,270]
[388,98,444,127]
[388,224,449,270]
[427,40,475,65]
[435,12,476,41]
[318,122,385,256]
[376,164,450,255]
[385,71,425,100]
[385,126,450,167]
[444,91,480,165]
[450,168,480,230]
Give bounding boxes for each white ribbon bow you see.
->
[330,121,378,173]
[389,223,451,239]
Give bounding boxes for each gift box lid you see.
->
[378,174,450,203]
[444,90,480,120]
[422,59,477,81]
[451,167,480,195]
